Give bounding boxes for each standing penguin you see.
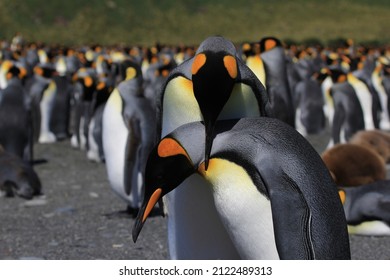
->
[157,36,270,259]
[86,78,112,162]
[49,57,74,140]
[0,63,33,162]
[328,69,374,146]
[294,71,327,136]
[26,63,56,143]
[245,37,295,127]
[133,118,351,260]
[103,59,156,214]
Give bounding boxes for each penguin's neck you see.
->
[198,158,280,260]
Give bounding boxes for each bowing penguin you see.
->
[158,36,270,165]
[339,180,390,236]
[133,118,351,260]
[103,59,156,213]
[157,36,270,259]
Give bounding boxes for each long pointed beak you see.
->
[132,188,162,243]
[204,120,215,171]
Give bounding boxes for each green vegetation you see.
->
[0,0,389,46]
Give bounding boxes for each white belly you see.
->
[372,72,390,130]
[200,158,280,259]
[162,76,264,259]
[165,174,240,259]
[348,74,374,130]
[348,221,390,236]
[102,90,129,203]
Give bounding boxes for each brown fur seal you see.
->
[321,143,386,186]
[349,129,390,164]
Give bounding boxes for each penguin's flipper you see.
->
[264,170,314,260]
[124,117,142,196]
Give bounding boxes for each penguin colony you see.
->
[1,35,390,259]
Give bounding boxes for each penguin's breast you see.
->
[218,83,261,120]
[102,88,128,198]
[347,74,374,129]
[162,76,202,137]
[198,158,279,259]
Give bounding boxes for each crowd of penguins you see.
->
[1,34,390,259]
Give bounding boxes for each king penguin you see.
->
[245,37,295,127]
[157,36,270,164]
[157,36,270,259]
[327,68,374,147]
[0,63,33,162]
[133,117,351,260]
[102,59,156,214]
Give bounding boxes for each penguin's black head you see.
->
[132,137,195,242]
[191,37,238,169]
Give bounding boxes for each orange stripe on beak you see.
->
[191,53,207,75]
[338,190,346,205]
[142,188,162,223]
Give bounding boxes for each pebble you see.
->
[19,196,48,207]
[89,192,99,198]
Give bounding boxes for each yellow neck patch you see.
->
[223,55,237,79]
[126,67,137,80]
[158,138,189,160]
[84,76,93,87]
[34,66,44,76]
[338,189,346,205]
[191,53,207,75]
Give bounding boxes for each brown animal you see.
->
[321,143,386,187]
[349,129,390,164]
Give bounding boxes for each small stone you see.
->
[89,192,99,198]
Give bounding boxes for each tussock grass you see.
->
[0,0,388,46]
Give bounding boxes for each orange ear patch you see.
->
[34,67,44,76]
[158,138,189,159]
[84,76,93,87]
[338,189,346,205]
[191,53,207,75]
[161,69,169,77]
[223,55,237,79]
[19,67,27,78]
[264,39,277,51]
[96,82,106,90]
[337,74,347,83]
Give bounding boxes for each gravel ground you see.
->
[0,131,389,260]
